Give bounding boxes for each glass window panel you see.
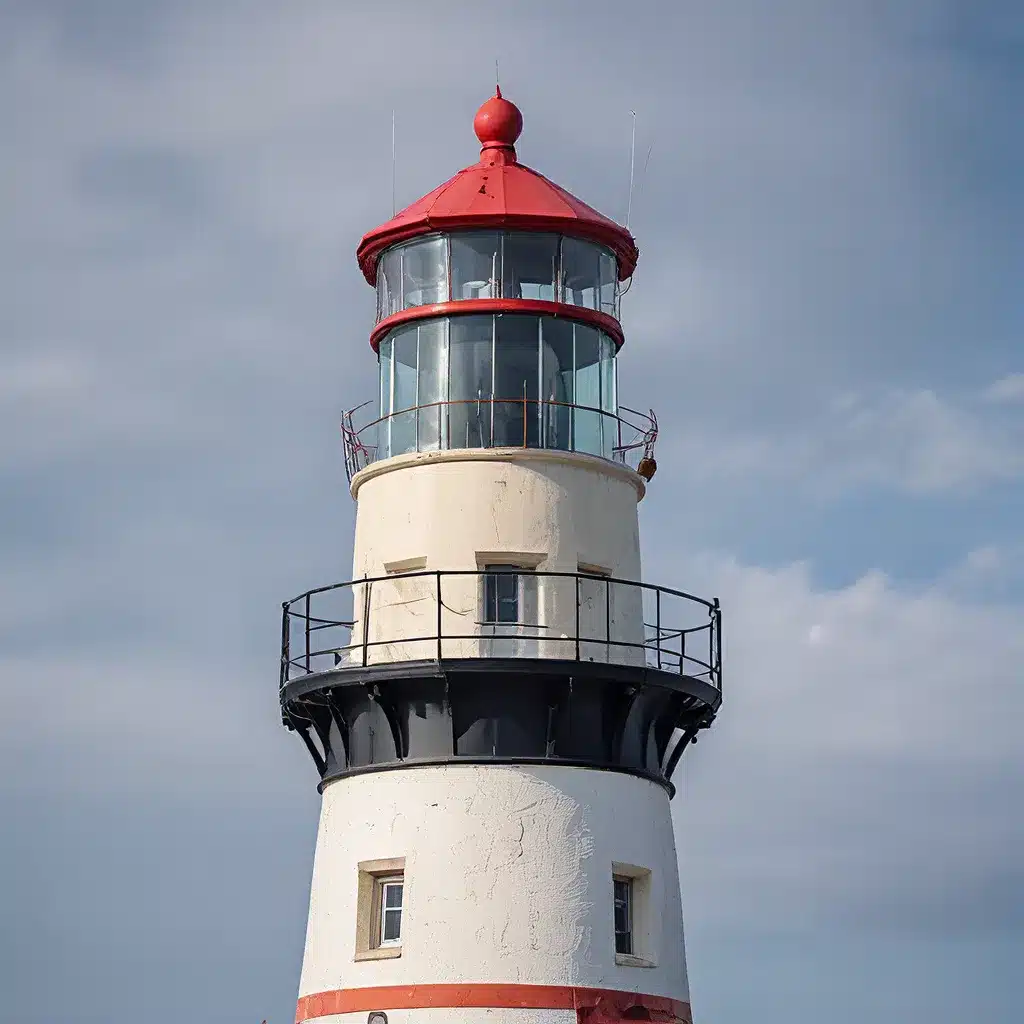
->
[448,315,494,449]
[493,315,539,447]
[384,882,403,909]
[540,318,573,451]
[503,233,557,301]
[401,236,447,308]
[379,249,403,318]
[416,320,447,452]
[451,232,501,299]
[378,338,393,417]
[484,567,519,624]
[613,878,632,955]
[561,237,601,310]
[573,325,603,456]
[392,326,418,412]
[599,249,618,317]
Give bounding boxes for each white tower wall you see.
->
[297,763,691,1024]
[345,450,648,666]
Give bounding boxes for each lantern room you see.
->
[343,89,656,479]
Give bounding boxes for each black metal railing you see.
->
[281,569,721,692]
[340,399,658,481]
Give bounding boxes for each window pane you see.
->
[574,325,603,455]
[503,233,557,301]
[402,236,447,307]
[389,326,418,457]
[540,318,573,451]
[599,249,618,317]
[599,333,617,460]
[448,315,494,448]
[561,237,600,310]
[417,320,447,451]
[384,882,403,909]
[379,249,403,318]
[484,566,519,624]
[381,908,402,943]
[451,232,501,299]
[494,315,539,447]
[613,878,632,955]
[379,338,392,417]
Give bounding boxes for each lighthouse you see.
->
[280,90,722,1024]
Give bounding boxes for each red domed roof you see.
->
[356,90,639,285]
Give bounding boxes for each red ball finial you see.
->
[474,86,523,156]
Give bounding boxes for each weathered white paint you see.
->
[344,450,647,667]
[297,764,689,1018]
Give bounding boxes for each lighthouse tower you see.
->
[280,90,722,1024]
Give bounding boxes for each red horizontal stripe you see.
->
[296,983,691,1023]
[369,300,625,351]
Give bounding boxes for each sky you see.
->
[1,0,1022,1021]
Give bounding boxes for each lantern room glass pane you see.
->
[417,320,447,451]
[390,325,418,457]
[599,249,618,317]
[494,315,540,447]
[503,234,557,301]
[401,235,447,308]
[448,315,494,449]
[574,325,603,456]
[451,232,501,300]
[379,249,403,319]
[561,237,601,310]
[540,318,573,451]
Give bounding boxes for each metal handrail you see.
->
[280,569,721,694]
[340,398,658,481]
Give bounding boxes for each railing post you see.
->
[656,588,662,670]
[281,602,290,688]
[605,577,611,658]
[304,593,311,674]
[362,577,371,667]
[680,627,686,675]
[574,574,581,662]
[436,571,443,662]
[714,597,722,693]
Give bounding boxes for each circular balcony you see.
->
[279,570,721,794]
[341,398,658,481]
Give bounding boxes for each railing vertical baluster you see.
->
[362,577,371,667]
[304,593,311,674]
[436,571,443,662]
[281,602,290,688]
[605,577,611,659]
[656,588,662,671]
[680,628,686,675]
[714,597,722,692]
[574,574,581,662]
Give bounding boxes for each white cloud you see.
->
[672,553,1024,931]
[661,385,1024,496]
[985,373,1024,405]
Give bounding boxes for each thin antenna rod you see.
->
[495,58,500,90]
[626,110,637,229]
[391,110,396,216]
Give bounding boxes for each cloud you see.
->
[670,554,1024,933]
[659,384,1024,496]
[985,373,1024,405]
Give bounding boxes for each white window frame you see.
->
[377,876,404,947]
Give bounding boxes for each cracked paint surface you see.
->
[298,764,688,1004]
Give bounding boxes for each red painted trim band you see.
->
[369,299,625,352]
[296,983,691,1023]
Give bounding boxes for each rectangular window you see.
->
[354,857,405,961]
[484,565,520,624]
[613,876,633,955]
[378,877,404,946]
